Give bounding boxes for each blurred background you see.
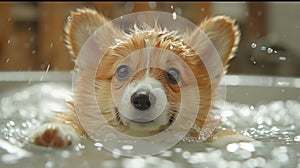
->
[0,2,300,77]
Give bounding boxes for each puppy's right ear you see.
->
[64,8,110,59]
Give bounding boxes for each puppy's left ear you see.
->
[199,16,240,71]
[187,16,240,86]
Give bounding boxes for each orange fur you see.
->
[36,8,240,145]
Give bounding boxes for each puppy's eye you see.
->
[116,64,130,80]
[165,67,180,84]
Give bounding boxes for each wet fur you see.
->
[31,8,251,147]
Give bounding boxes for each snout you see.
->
[130,90,156,111]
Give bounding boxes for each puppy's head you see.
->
[65,8,240,137]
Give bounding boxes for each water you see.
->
[0,83,300,167]
[172,12,177,20]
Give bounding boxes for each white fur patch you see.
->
[118,76,169,131]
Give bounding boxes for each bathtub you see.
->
[0,72,300,168]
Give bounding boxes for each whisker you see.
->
[113,107,127,126]
[95,105,125,126]
[167,108,179,125]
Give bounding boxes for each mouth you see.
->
[115,105,178,127]
[129,119,155,125]
[114,107,155,124]
[116,107,159,125]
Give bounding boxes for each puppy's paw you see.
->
[30,123,80,148]
[208,130,255,147]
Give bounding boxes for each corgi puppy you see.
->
[31,8,252,148]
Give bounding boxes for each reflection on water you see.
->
[0,83,300,168]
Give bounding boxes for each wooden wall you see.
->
[0,2,211,71]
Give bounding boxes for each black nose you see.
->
[131,90,155,111]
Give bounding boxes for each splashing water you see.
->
[172,12,177,20]
[221,100,300,142]
[0,83,300,167]
[67,16,72,22]
[267,48,273,54]
[260,46,267,51]
[251,42,257,49]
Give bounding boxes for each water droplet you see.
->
[7,40,11,44]
[251,42,257,48]
[294,135,300,141]
[104,133,117,142]
[45,161,54,168]
[27,27,32,31]
[174,147,182,153]
[182,151,191,159]
[160,151,172,157]
[122,145,134,151]
[270,126,280,132]
[290,125,295,130]
[6,58,10,63]
[267,48,273,54]
[252,60,257,65]
[274,50,278,54]
[67,16,72,22]
[172,12,177,20]
[77,143,85,150]
[50,42,53,48]
[260,46,267,51]
[115,39,122,44]
[240,142,255,152]
[32,50,36,54]
[21,122,27,128]
[257,124,264,129]
[277,81,289,86]
[112,149,121,158]
[45,64,51,73]
[9,121,15,127]
[279,56,286,61]
[94,142,103,147]
[61,150,70,158]
[227,143,239,152]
